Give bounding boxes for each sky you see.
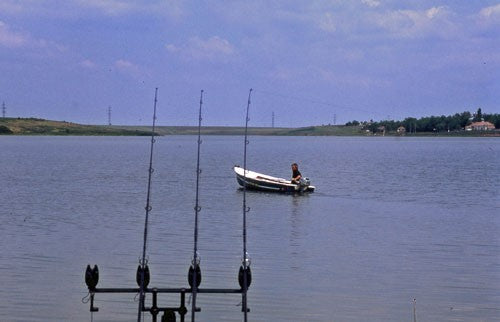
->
[0,0,499,127]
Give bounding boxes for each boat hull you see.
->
[234,166,315,193]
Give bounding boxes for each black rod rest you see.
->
[85,264,99,291]
[238,265,252,289]
[188,263,201,288]
[188,263,202,313]
[137,265,151,288]
[84,265,99,312]
[84,265,250,322]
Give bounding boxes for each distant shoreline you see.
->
[1,118,499,137]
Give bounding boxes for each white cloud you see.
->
[0,1,25,15]
[115,59,139,72]
[426,7,442,19]
[318,12,336,32]
[372,6,456,38]
[479,4,500,23]
[74,0,184,18]
[165,44,179,53]
[79,59,97,68]
[76,0,133,15]
[192,36,234,56]
[319,69,390,89]
[0,21,27,47]
[361,0,380,8]
[268,67,295,81]
[114,59,150,79]
[479,4,500,17]
[0,20,67,52]
[0,0,184,19]
[0,1,77,18]
[166,36,235,61]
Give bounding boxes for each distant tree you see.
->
[458,111,472,128]
[367,122,379,133]
[447,116,460,131]
[403,117,418,133]
[353,110,498,133]
[473,108,483,122]
[418,117,433,132]
[484,113,500,129]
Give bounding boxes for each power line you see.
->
[2,102,5,118]
[255,88,388,118]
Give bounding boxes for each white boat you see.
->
[233,166,315,193]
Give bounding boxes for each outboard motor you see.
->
[297,177,311,192]
[299,177,310,187]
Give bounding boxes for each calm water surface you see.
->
[0,136,499,321]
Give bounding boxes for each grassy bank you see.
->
[113,125,365,136]
[1,118,498,136]
[0,118,152,136]
[1,118,363,136]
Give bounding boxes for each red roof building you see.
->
[465,121,495,131]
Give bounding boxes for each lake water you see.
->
[0,136,499,322]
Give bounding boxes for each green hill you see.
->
[0,118,364,136]
[2,117,496,136]
[0,118,152,136]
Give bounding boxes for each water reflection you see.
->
[288,195,303,270]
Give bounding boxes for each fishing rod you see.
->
[84,89,252,322]
[137,87,159,322]
[241,88,253,321]
[189,89,204,321]
[413,298,417,322]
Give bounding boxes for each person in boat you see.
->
[291,163,302,184]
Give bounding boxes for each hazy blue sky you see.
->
[1,1,499,126]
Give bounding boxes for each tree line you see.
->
[345,109,500,133]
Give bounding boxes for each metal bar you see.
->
[151,290,158,322]
[180,291,186,322]
[92,287,243,294]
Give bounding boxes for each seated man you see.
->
[291,163,302,184]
